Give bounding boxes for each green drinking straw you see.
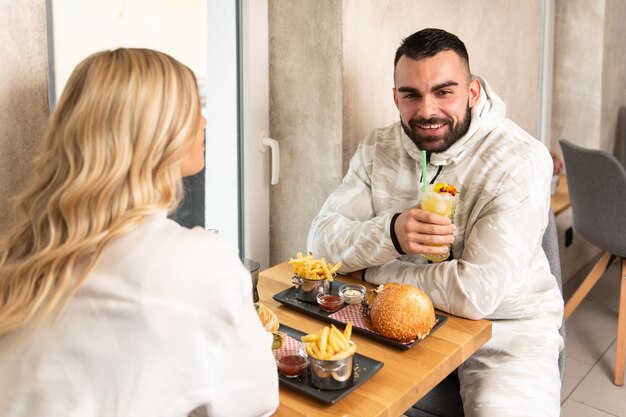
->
[421,150,428,192]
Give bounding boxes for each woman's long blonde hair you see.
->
[0,48,201,334]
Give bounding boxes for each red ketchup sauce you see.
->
[277,354,308,377]
[317,294,344,312]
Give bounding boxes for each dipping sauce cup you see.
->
[316,293,344,312]
[338,284,366,305]
[275,349,309,378]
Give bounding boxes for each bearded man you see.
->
[307,28,564,417]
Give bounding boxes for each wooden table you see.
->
[260,262,492,417]
[551,173,571,216]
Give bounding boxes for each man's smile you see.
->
[417,123,445,129]
[410,118,450,137]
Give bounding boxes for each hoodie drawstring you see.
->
[420,165,443,186]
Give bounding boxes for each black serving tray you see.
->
[276,324,384,404]
[273,280,447,350]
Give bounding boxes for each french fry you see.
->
[327,334,342,354]
[301,322,356,361]
[289,252,342,281]
[301,334,320,343]
[310,341,322,359]
[330,325,349,351]
[343,321,352,340]
[305,343,315,357]
[329,343,357,361]
[319,326,330,357]
[288,252,313,265]
[329,260,343,274]
[321,259,332,280]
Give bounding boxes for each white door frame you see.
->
[241,0,273,270]
[206,0,272,269]
[205,0,240,248]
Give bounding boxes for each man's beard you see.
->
[401,105,472,153]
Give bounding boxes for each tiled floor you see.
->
[561,256,625,417]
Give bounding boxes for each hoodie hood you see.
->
[400,76,507,166]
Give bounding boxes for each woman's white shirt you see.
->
[0,213,279,417]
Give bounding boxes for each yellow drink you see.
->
[420,185,456,262]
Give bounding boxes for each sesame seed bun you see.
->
[370,284,436,343]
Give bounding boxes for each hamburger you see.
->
[369,283,436,343]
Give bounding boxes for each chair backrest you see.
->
[542,209,566,382]
[542,210,562,292]
[560,139,626,258]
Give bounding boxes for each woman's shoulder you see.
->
[138,216,235,259]
[100,216,250,311]
[154,218,244,279]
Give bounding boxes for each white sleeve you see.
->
[365,156,553,320]
[307,135,400,272]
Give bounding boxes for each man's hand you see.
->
[394,207,455,255]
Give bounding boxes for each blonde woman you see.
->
[0,49,279,417]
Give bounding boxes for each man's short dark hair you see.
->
[394,28,471,75]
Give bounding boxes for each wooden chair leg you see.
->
[564,251,613,320]
[615,257,626,386]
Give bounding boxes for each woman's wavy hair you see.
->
[0,48,201,333]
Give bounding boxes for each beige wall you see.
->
[269,0,344,265]
[269,0,544,265]
[552,0,626,154]
[0,1,49,233]
[600,0,626,152]
[551,0,604,151]
[343,0,543,168]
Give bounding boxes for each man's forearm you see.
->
[307,212,400,273]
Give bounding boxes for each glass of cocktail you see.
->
[419,183,457,262]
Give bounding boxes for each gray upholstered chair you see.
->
[560,139,626,386]
[406,210,566,417]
